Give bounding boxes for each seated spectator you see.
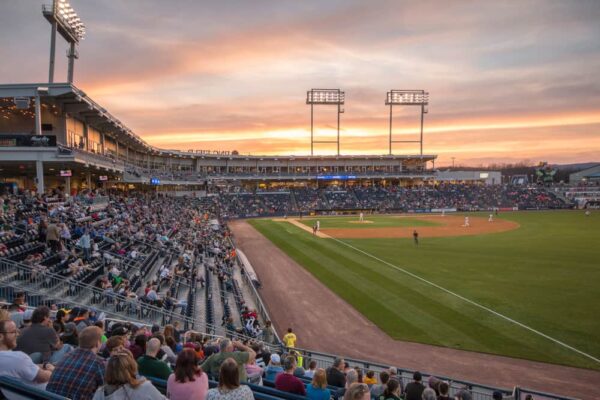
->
[275,355,306,395]
[128,334,147,360]
[201,339,255,382]
[404,371,425,400]
[344,383,371,400]
[364,370,377,386]
[92,351,165,400]
[206,358,253,400]
[455,389,473,400]
[167,349,209,400]
[16,306,72,364]
[264,353,283,381]
[0,320,54,398]
[327,357,346,388]
[336,369,358,400]
[422,388,437,400]
[378,380,401,400]
[304,360,318,379]
[137,337,172,380]
[244,357,264,385]
[307,368,331,400]
[60,322,79,346]
[47,326,105,400]
[370,371,389,399]
[437,381,452,400]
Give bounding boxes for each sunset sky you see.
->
[1,0,599,166]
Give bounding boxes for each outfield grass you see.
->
[249,211,600,370]
[297,215,441,229]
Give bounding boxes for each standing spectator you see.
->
[364,370,377,386]
[282,327,297,348]
[327,357,346,388]
[46,220,60,252]
[307,368,330,400]
[275,355,306,395]
[404,371,425,400]
[92,351,165,400]
[47,326,105,400]
[137,338,172,380]
[167,348,209,400]
[262,320,275,344]
[422,388,437,400]
[206,358,254,400]
[335,369,358,400]
[0,319,54,398]
[201,339,255,382]
[79,228,91,261]
[16,306,72,364]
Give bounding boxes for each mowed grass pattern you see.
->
[249,211,600,370]
[297,215,441,229]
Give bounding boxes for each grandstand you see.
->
[1,3,596,400]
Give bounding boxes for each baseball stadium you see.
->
[0,2,599,400]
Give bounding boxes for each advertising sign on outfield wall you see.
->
[431,208,457,213]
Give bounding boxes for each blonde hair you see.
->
[312,368,327,389]
[105,352,144,389]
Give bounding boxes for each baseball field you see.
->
[248,211,600,370]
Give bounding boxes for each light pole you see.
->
[385,90,429,155]
[306,89,345,156]
[42,0,86,83]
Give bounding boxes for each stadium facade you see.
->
[0,83,443,195]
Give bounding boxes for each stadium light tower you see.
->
[42,0,86,83]
[385,90,428,155]
[306,89,345,156]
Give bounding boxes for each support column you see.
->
[67,42,77,84]
[36,161,45,195]
[86,172,92,189]
[34,95,42,136]
[65,177,71,196]
[83,123,89,151]
[48,21,57,83]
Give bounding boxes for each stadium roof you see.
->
[0,82,436,162]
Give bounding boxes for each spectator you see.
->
[455,389,472,400]
[47,326,105,400]
[344,383,371,400]
[128,334,147,360]
[201,339,255,382]
[0,319,54,398]
[371,371,389,399]
[46,220,60,252]
[422,388,436,400]
[60,322,79,346]
[264,353,283,381]
[137,337,172,380]
[282,327,297,348]
[327,357,346,387]
[206,358,254,400]
[167,348,208,400]
[307,368,331,400]
[304,360,318,379]
[378,379,401,400]
[364,370,377,386]
[335,369,358,400]
[492,391,504,400]
[275,355,306,395]
[262,320,275,344]
[437,381,452,400]
[404,371,425,400]
[16,306,72,364]
[92,351,165,399]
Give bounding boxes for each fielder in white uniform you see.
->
[488,213,493,222]
[359,212,364,222]
[464,216,470,227]
[316,220,320,231]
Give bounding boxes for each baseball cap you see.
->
[23,309,34,321]
[63,322,77,336]
[270,354,281,364]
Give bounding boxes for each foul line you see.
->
[327,236,600,365]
